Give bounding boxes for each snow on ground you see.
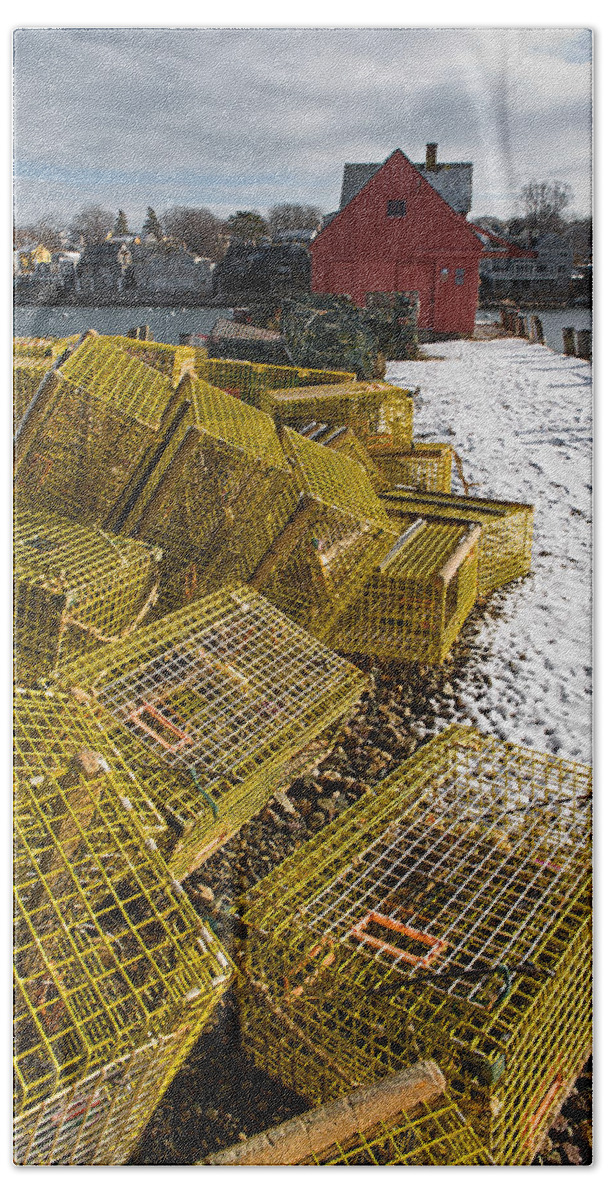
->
[387,338,592,763]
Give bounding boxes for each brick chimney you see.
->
[426,142,438,171]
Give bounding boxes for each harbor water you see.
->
[477,307,591,354]
[14,304,591,357]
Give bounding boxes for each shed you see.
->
[311,147,485,335]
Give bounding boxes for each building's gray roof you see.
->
[339,157,473,215]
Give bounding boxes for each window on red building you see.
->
[455,268,465,285]
[387,199,406,217]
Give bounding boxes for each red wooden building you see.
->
[311,146,525,337]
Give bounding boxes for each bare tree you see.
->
[519,181,573,236]
[14,214,64,251]
[162,206,224,258]
[268,203,322,235]
[69,205,114,245]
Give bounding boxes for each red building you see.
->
[311,146,516,337]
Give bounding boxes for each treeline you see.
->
[13,202,323,262]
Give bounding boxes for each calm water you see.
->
[14,303,591,357]
[477,307,592,355]
[13,304,230,342]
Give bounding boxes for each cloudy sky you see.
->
[13,27,592,228]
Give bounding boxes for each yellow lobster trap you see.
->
[14,331,175,526]
[14,508,162,685]
[295,422,388,494]
[125,372,301,611]
[238,726,592,1165]
[109,334,196,387]
[381,489,535,598]
[302,1091,493,1166]
[14,358,55,431]
[194,354,355,405]
[259,380,415,446]
[370,441,454,493]
[14,691,232,1164]
[14,687,168,842]
[60,586,365,880]
[254,426,399,638]
[327,517,481,664]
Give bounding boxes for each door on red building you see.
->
[396,261,434,329]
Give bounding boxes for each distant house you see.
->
[130,243,213,299]
[76,240,132,297]
[14,244,52,275]
[311,145,483,335]
[478,231,573,301]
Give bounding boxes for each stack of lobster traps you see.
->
[237,726,592,1164]
[13,330,572,1168]
[13,687,232,1164]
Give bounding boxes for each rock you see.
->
[197,885,214,904]
[563,1142,582,1165]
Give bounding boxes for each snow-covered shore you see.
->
[387,337,592,763]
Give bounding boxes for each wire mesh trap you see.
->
[381,489,535,597]
[14,687,168,842]
[14,692,232,1164]
[14,332,175,526]
[327,517,481,663]
[238,726,592,1164]
[14,358,53,430]
[259,381,415,446]
[14,508,162,685]
[370,442,454,493]
[195,354,356,405]
[60,586,365,880]
[255,426,399,638]
[297,422,388,494]
[109,334,196,386]
[128,372,301,610]
[301,1093,492,1165]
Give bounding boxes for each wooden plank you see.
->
[205,1059,446,1165]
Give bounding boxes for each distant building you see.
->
[130,243,213,299]
[478,232,574,301]
[76,241,132,297]
[14,244,52,275]
[338,143,473,216]
[311,145,484,335]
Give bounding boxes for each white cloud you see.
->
[13,27,592,224]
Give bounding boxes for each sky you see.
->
[13,26,592,229]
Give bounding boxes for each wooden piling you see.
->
[575,329,591,360]
[530,315,544,344]
[516,314,528,338]
[562,327,577,357]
